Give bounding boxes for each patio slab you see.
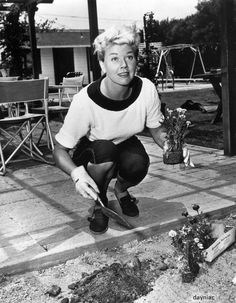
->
[0,135,236,275]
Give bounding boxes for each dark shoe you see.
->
[118,194,139,217]
[88,205,109,234]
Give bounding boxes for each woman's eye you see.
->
[111,57,119,62]
[127,55,134,60]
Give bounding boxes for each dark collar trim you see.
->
[87,76,143,111]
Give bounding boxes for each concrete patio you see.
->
[1,133,236,276]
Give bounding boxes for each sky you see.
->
[36,0,199,30]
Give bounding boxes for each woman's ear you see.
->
[99,61,106,74]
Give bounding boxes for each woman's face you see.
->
[100,44,137,86]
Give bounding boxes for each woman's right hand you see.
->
[71,166,99,200]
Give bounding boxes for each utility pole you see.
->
[87,0,101,81]
[143,13,149,58]
[27,3,38,79]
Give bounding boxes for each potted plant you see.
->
[161,108,191,164]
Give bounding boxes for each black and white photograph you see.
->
[0,0,236,302]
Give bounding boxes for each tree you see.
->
[141,0,221,78]
[0,4,64,77]
[0,4,28,76]
[191,0,220,45]
[190,0,221,69]
[36,18,64,33]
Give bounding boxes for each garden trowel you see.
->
[96,196,133,229]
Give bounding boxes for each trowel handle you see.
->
[95,196,105,207]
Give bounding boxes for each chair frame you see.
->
[61,74,84,102]
[0,77,54,175]
[32,87,69,123]
[42,74,84,123]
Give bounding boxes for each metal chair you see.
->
[31,86,69,123]
[32,74,84,123]
[61,74,84,102]
[0,78,54,175]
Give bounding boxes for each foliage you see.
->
[142,0,221,77]
[36,18,64,33]
[144,12,160,43]
[0,4,27,76]
[192,0,221,45]
[137,50,157,81]
[161,108,190,151]
[145,0,220,47]
[0,4,63,77]
[169,204,216,282]
[190,0,221,70]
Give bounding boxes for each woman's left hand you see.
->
[183,145,195,167]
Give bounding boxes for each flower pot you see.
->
[163,150,184,165]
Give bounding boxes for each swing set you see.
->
[154,43,206,89]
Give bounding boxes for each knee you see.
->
[91,140,118,164]
[119,153,150,183]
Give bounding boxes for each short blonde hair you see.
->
[93,24,141,61]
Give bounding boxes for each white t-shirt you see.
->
[55,76,163,148]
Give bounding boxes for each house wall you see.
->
[39,47,90,85]
[39,48,55,85]
[73,47,89,85]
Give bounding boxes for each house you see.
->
[37,30,101,85]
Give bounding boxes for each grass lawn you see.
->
[142,84,223,150]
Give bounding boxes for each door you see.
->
[53,48,74,84]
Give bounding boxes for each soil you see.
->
[0,212,235,303]
[1,86,235,303]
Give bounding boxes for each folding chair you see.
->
[61,74,84,102]
[33,74,85,123]
[31,86,69,123]
[0,78,54,175]
[31,74,84,123]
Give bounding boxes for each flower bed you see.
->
[169,205,236,283]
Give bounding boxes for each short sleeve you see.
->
[145,81,164,128]
[55,91,91,148]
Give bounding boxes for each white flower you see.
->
[197,243,204,249]
[167,109,173,115]
[186,121,191,126]
[169,230,177,237]
[194,238,200,243]
[159,116,165,123]
[176,108,186,113]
